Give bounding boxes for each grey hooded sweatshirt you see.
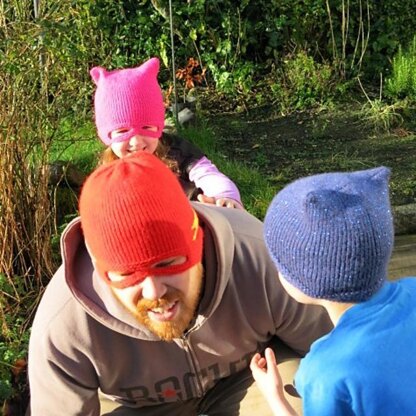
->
[28,203,332,415]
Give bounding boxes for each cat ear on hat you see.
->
[90,67,107,85]
[369,166,390,180]
[363,166,391,187]
[347,166,391,197]
[137,57,160,77]
[90,58,160,85]
[304,189,362,220]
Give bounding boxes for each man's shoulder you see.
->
[193,203,266,260]
[193,202,269,270]
[192,202,263,234]
[31,267,86,338]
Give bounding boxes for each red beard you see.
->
[135,288,197,341]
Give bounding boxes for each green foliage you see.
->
[0,319,29,403]
[368,0,415,74]
[0,270,31,405]
[386,36,416,101]
[361,99,403,133]
[208,61,256,97]
[269,52,336,112]
[3,0,408,111]
[82,0,167,68]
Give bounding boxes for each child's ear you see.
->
[90,67,107,85]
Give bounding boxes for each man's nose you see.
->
[140,276,167,300]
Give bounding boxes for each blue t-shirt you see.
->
[295,278,416,415]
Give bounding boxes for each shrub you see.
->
[386,36,416,101]
[269,51,336,112]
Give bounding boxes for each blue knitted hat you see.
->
[264,167,394,302]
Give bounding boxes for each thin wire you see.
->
[33,0,45,89]
[169,0,179,124]
[33,0,39,18]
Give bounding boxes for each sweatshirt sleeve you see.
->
[28,342,100,415]
[28,277,100,415]
[188,156,242,205]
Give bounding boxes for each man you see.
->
[28,153,332,415]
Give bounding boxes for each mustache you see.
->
[136,289,181,311]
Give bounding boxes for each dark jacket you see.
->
[162,133,204,200]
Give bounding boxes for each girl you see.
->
[90,57,243,209]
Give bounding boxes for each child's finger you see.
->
[215,198,226,207]
[264,348,284,384]
[216,197,241,209]
[250,353,264,372]
[265,347,277,366]
[197,194,216,205]
[257,357,267,369]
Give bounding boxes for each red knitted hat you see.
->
[79,153,203,288]
[90,57,165,145]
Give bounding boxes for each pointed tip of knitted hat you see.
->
[264,166,394,302]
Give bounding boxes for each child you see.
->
[251,166,416,415]
[90,57,243,209]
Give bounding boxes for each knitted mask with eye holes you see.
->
[90,57,165,145]
[79,152,203,288]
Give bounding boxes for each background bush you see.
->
[3,0,412,114]
[386,35,416,101]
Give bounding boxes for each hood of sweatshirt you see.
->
[62,202,238,341]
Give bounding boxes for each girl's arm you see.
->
[188,156,243,209]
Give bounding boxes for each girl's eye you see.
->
[142,125,157,132]
[111,128,129,138]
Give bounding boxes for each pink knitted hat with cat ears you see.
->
[90,57,165,146]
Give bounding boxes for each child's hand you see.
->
[250,348,298,416]
[197,194,244,209]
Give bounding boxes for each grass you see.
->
[49,106,416,222]
[49,118,102,173]
[205,104,416,214]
